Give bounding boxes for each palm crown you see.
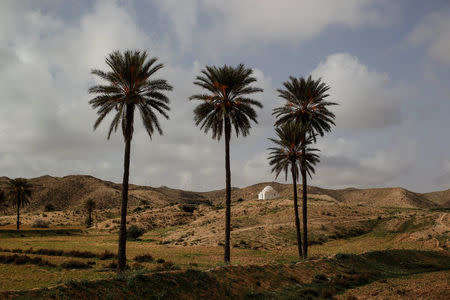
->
[189,64,263,139]
[84,199,96,211]
[268,122,320,180]
[89,50,173,140]
[273,76,336,139]
[8,178,33,207]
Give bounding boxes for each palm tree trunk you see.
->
[16,198,20,231]
[301,162,308,258]
[117,105,134,273]
[224,117,232,263]
[88,209,92,227]
[291,164,303,259]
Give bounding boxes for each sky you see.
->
[0,0,449,193]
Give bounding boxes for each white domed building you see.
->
[258,185,279,200]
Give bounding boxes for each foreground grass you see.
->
[1,249,448,299]
[0,227,442,293]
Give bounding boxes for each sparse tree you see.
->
[84,199,96,228]
[268,122,320,259]
[88,50,173,273]
[7,178,33,230]
[273,76,336,257]
[190,64,263,263]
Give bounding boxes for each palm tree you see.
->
[190,64,263,263]
[7,178,33,230]
[88,50,173,273]
[268,122,320,259]
[273,76,336,258]
[0,190,7,214]
[84,199,96,228]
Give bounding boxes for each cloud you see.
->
[311,53,405,130]
[0,0,437,193]
[154,0,390,56]
[435,159,450,189]
[408,10,450,64]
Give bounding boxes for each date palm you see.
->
[0,190,7,214]
[84,199,96,228]
[190,64,263,263]
[7,178,33,230]
[273,76,336,258]
[268,122,319,259]
[89,50,173,273]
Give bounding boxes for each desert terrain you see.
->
[0,175,448,299]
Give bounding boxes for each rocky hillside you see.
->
[0,175,208,211]
[0,175,447,212]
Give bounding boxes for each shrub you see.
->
[0,254,55,267]
[127,225,146,240]
[61,260,91,269]
[134,254,154,262]
[99,250,116,260]
[155,261,177,271]
[32,219,50,228]
[180,204,196,213]
[133,207,143,213]
[139,200,149,206]
[106,261,118,269]
[44,203,55,212]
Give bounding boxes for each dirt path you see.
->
[434,213,448,234]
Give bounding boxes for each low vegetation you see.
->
[1,249,447,299]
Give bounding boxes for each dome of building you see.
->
[262,185,274,192]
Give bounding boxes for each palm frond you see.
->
[88,50,173,140]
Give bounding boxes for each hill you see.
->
[0,175,208,212]
[0,175,447,212]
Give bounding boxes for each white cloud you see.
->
[408,10,450,64]
[311,53,405,130]
[154,0,390,56]
[0,0,440,193]
[311,137,417,188]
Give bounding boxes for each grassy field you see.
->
[0,224,443,292]
[0,197,448,298]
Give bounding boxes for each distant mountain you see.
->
[0,175,208,211]
[0,175,447,212]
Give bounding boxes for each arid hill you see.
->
[0,175,208,211]
[0,175,447,212]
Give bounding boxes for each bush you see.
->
[180,204,196,213]
[133,207,143,213]
[44,203,55,212]
[0,254,55,267]
[106,261,118,269]
[155,261,178,271]
[139,200,149,206]
[134,254,154,262]
[61,260,91,269]
[127,225,146,240]
[32,219,50,228]
[99,250,116,260]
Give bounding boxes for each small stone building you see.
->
[258,185,279,200]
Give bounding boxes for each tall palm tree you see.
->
[84,199,96,228]
[89,50,173,273]
[268,122,320,259]
[190,64,263,263]
[273,76,336,258]
[7,178,33,230]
